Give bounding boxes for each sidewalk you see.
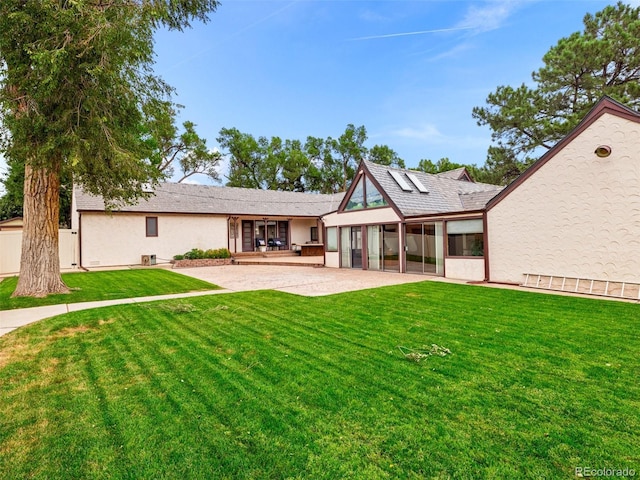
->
[0,289,226,337]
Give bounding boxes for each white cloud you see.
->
[456,0,529,34]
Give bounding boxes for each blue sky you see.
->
[0,1,631,190]
[151,0,626,183]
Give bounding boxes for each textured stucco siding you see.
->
[445,258,485,281]
[291,219,320,245]
[487,113,640,284]
[323,207,400,227]
[80,213,228,267]
[325,251,340,268]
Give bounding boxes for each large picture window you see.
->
[447,219,483,257]
[344,175,388,211]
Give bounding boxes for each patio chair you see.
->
[268,238,284,250]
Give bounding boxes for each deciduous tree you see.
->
[0,0,219,297]
[144,99,221,183]
[368,145,405,168]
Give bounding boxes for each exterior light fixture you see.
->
[594,145,612,158]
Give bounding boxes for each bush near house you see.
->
[173,248,231,261]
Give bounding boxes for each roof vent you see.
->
[594,145,611,158]
[405,172,429,193]
[389,170,412,191]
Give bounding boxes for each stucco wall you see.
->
[445,258,485,281]
[325,251,340,268]
[291,219,319,245]
[80,213,228,267]
[487,113,640,284]
[323,207,400,227]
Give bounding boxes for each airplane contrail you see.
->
[349,25,475,41]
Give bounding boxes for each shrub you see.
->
[175,248,231,260]
[184,248,205,260]
[205,248,231,259]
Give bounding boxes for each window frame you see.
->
[325,226,338,252]
[146,216,158,237]
[445,219,483,258]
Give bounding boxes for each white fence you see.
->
[0,229,79,275]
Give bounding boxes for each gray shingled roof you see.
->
[435,167,470,180]
[75,183,344,217]
[363,161,503,216]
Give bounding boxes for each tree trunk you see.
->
[12,163,70,298]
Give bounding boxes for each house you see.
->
[0,217,23,231]
[72,96,640,298]
[485,96,640,287]
[72,183,342,268]
[322,161,504,281]
[324,96,640,295]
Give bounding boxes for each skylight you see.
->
[405,172,429,193]
[389,170,412,192]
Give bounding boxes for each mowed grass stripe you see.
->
[0,269,219,310]
[1,282,638,478]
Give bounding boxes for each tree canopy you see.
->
[0,0,219,296]
[217,125,406,194]
[473,1,640,173]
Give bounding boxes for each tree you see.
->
[330,124,368,192]
[217,128,265,189]
[0,158,72,227]
[304,136,342,194]
[368,145,405,168]
[144,99,221,183]
[414,157,464,174]
[0,0,219,297]
[473,2,640,168]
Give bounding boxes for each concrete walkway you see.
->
[2,264,635,338]
[0,265,434,338]
[0,289,225,337]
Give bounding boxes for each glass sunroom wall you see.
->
[382,224,400,272]
[423,222,444,275]
[340,227,351,268]
[345,177,365,210]
[367,225,382,270]
[405,224,423,273]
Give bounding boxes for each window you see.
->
[146,217,158,237]
[345,177,365,210]
[344,175,388,211]
[326,227,338,251]
[365,177,388,208]
[310,226,319,242]
[447,219,483,257]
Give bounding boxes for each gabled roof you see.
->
[357,161,503,217]
[75,183,344,217]
[486,96,640,211]
[436,167,473,182]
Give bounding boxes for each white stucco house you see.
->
[72,184,343,267]
[71,96,640,298]
[323,96,640,298]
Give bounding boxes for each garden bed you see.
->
[171,258,233,268]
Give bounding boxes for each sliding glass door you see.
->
[405,222,444,275]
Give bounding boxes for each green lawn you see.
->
[0,282,638,479]
[0,269,219,310]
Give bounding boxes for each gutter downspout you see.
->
[482,211,490,282]
[78,213,83,270]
